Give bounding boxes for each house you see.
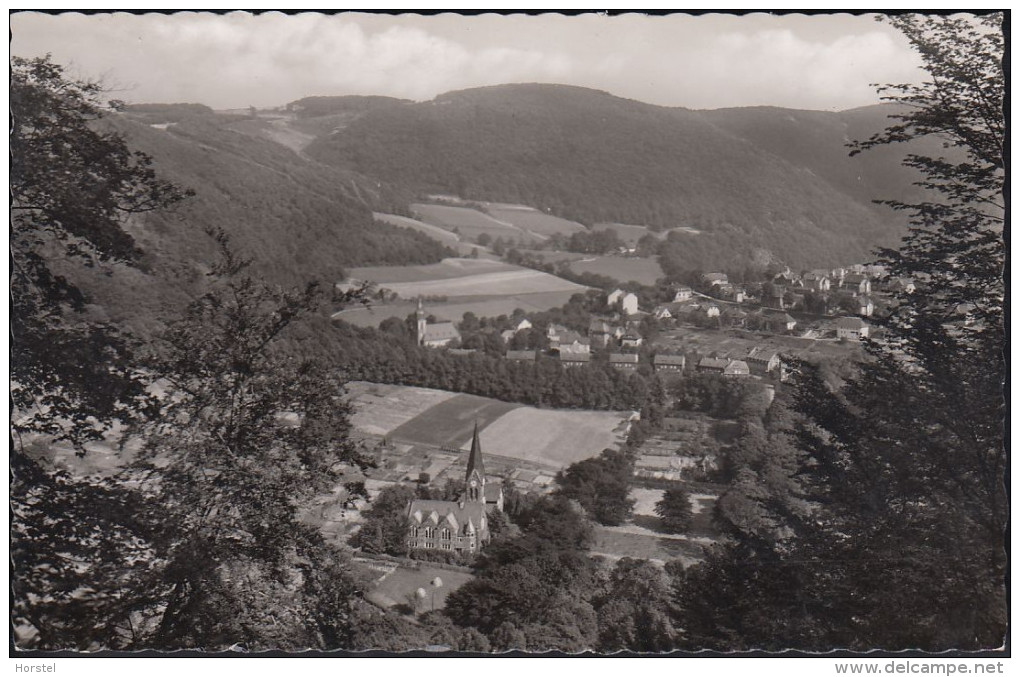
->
[836,316,869,340]
[416,299,461,347]
[763,312,797,333]
[840,273,872,296]
[802,273,831,292]
[547,323,569,342]
[589,319,613,347]
[609,353,639,370]
[857,297,874,317]
[731,288,747,303]
[500,329,516,343]
[746,347,781,375]
[406,424,502,554]
[697,357,730,374]
[557,331,591,354]
[704,304,721,318]
[723,307,749,328]
[653,354,685,373]
[723,360,751,377]
[559,352,591,368]
[607,289,625,305]
[619,292,639,316]
[673,286,693,302]
[884,277,916,294]
[620,331,643,348]
[510,318,532,334]
[773,272,801,287]
[505,350,536,362]
[702,272,728,287]
[653,305,673,320]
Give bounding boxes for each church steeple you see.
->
[465,421,485,503]
[415,297,427,346]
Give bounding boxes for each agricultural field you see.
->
[346,383,632,470]
[333,290,584,328]
[482,204,587,237]
[388,394,520,449]
[379,269,586,298]
[411,203,543,244]
[373,212,462,244]
[346,382,459,436]
[336,258,588,327]
[348,257,519,284]
[475,408,629,467]
[567,255,664,285]
[592,222,700,246]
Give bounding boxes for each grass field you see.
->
[349,258,519,284]
[591,526,709,566]
[567,255,664,285]
[591,222,655,246]
[388,393,521,449]
[483,205,586,238]
[347,383,632,469]
[343,258,586,310]
[346,382,460,436]
[365,564,474,612]
[411,203,542,243]
[474,407,630,467]
[373,212,462,244]
[333,289,584,327]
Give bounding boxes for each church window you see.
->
[442,542,452,550]
[410,527,419,538]
[423,527,435,539]
[441,528,451,540]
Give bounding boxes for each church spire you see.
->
[465,421,485,502]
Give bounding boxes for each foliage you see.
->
[654,487,694,534]
[443,495,601,652]
[352,484,418,557]
[554,449,636,526]
[671,13,1006,651]
[10,54,191,448]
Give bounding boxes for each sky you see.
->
[9,11,929,112]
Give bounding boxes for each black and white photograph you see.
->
[9,8,1007,667]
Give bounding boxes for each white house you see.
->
[673,286,693,302]
[836,316,869,340]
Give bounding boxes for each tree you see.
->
[672,13,1006,651]
[10,55,191,651]
[654,487,693,534]
[554,449,635,526]
[125,234,369,650]
[353,483,417,556]
[10,54,191,448]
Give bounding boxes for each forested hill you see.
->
[108,108,453,288]
[303,83,923,269]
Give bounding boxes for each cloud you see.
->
[10,12,924,110]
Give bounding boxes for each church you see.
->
[406,423,503,554]
[416,298,461,348]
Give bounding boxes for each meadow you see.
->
[333,290,583,328]
[482,204,587,238]
[364,563,474,613]
[567,255,664,285]
[346,383,632,469]
[411,203,543,243]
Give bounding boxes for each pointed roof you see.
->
[466,421,485,480]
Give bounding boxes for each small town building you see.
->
[673,286,693,302]
[416,299,461,347]
[697,357,730,374]
[589,319,613,347]
[406,424,502,554]
[857,297,875,317]
[836,316,869,340]
[746,347,781,375]
[559,352,591,367]
[652,354,685,373]
[702,272,728,287]
[653,305,673,320]
[723,360,751,377]
[609,353,640,370]
[620,332,643,348]
[704,304,721,318]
